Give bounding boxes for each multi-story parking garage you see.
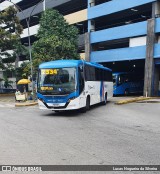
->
[87,0,160,96]
[0,0,160,96]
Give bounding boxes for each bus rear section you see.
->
[113,72,144,95]
[37,60,113,111]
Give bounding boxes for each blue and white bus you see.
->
[37,60,113,112]
[113,72,144,95]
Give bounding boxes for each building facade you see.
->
[0,0,160,96]
[87,0,160,96]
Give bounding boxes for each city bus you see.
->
[113,72,144,95]
[37,60,113,112]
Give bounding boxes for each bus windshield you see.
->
[37,67,77,95]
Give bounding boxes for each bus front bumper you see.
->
[38,98,81,110]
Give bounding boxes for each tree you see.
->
[31,9,80,73]
[3,77,13,89]
[14,42,29,80]
[16,61,29,79]
[0,6,24,70]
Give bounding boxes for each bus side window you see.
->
[118,75,124,85]
[79,67,84,94]
[117,76,121,85]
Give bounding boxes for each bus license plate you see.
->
[53,103,60,106]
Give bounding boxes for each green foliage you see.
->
[0,5,25,70]
[15,41,29,58]
[15,62,29,80]
[31,9,80,72]
[2,77,13,89]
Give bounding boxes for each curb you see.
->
[115,97,154,105]
[15,102,38,107]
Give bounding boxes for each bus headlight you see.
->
[68,97,76,103]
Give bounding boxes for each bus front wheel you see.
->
[81,96,90,112]
[102,93,107,105]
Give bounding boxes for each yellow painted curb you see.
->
[115,97,154,105]
[15,102,38,107]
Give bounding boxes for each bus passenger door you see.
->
[78,67,85,108]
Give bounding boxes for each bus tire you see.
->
[81,96,90,112]
[102,93,107,105]
[86,96,90,110]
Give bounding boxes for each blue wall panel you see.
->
[155,18,160,33]
[90,46,146,63]
[90,21,147,43]
[88,0,156,20]
[154,44,160,58]
[91,44,160,63]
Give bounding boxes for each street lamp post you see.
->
[6,0,45,95]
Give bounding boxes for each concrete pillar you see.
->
[152,1,160,18]
[86,0,95,61]
[152,1,160,96]
[88,20,95,32]
[85,33,91,62]
[144,19,155,97]
[89,0,95,7]
[144,1,160,97]
[152,2,160,44]
[88,0,95,32]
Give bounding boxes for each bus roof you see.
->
[39,60,112,71]
[39,60,82,69]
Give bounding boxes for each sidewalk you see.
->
[15,100,38,107]
[0,93,38,107]
[0,95,15,103]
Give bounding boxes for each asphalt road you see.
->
[0,98,160,174]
